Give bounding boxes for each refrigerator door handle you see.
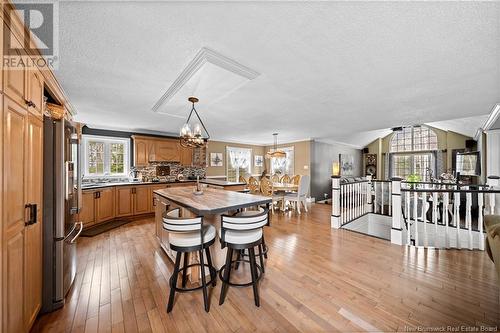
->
[62,222,78,241]
[70,222,84,244]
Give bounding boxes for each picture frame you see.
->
[339,154,354,176]
[210,152,223,167]
[254,155,263,167]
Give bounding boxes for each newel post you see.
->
[331,176,341,229]
[487,176,500,215]
[390,177,404,245]
[366,175,373,213]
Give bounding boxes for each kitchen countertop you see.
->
[154,187,270,216]
[82,179,195,190]
[199,179,246,187]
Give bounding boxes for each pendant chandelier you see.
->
[266,133,286,159]
[179,97,210,148]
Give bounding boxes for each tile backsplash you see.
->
[136,162,206,182]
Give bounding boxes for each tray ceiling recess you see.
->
[152,47,260,117]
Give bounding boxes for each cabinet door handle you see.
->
[152,197,156,207]
[24,203,37,225]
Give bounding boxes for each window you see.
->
[389,126,438,181]
[270,146,294,176]
[456,152,480,176]
[226,147,252,182]
[83,135,130,177]
[390,126,438,152]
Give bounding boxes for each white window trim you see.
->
[82,135,130,178]
[226,146,252,179]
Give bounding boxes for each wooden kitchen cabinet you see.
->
[80,190,97,227]
[27,68,44,117]
[133,137,155,166]
[115,187,134,217]
[155,139,180,162]
[96,188,115,223]
[180,145,193,166]
[3,25,27,108]
[134,186,150,214]
[23,115,43,330]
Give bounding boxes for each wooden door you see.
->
[3,26,27,108]
[134,138,148,166]
[3,96,27,333]
[115,187,133,217]
[27,68,44,117]
[180,145,193,166]
[155,139,179,162]
[80,191,96,227]
[23,115,43,330]
[134,186,150,215]
[96,188,115,223]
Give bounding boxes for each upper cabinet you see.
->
[27,68,44,117]
[3,24,27,108]
[132,136,191,166]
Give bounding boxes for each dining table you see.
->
[153,186,272,282]
[272,182,298,192]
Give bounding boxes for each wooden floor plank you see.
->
[33,204,500,332]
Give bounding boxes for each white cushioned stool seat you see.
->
[218,228,263,245]
[169,225,216,248]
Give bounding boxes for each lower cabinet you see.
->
[134,186,150,215]
[115,187,134,217]
[80,190,97,227]
[96,188,115,223]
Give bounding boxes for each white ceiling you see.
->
[56,1,500,146]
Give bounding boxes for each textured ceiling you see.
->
[56,1,500,146]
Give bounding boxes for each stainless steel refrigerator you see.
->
[42,116,83,313]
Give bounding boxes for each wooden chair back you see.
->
[271,174,280,183]
[248,176,260,193]
[281,174,291,183]
[239,175,248,184]
[290,175,300,185]
[260,177,274,196]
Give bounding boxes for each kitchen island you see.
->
[153,187,271,281]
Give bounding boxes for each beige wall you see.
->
[205,141,266,177]
[364,127,472,180]
[264,140,312,176]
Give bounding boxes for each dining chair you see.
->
[290,175,300,185]
[239,175,248,185]
[248,176,260,194]
[280,174,291,184]
[284,175,310,214]
[271,174,280,183]
[260,177,283,214]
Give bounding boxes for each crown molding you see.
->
[152,47,260,113]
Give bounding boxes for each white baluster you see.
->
[388,183,392,216]
[432,192,438,248]
[478,193,484,251]
[406,191,411,245]
[374,182,379,214]
[413,191,418,246]
[391,178,404,245]
[422,191,428,247]
[454,191,461,249]
[443,192,449,249]
[465,188,472,250]
[381,182,385,215]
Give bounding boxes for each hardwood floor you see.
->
[32,204,499,332]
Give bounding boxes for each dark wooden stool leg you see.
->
[248,247,260,307]
[219,247,233,305]
[205,247,216,287]
[258,244,265,273]
[167,251,182,313]
[262,233,268,259]
[181,252,189,288]
[199,249,209,312]
[235,250,242,270]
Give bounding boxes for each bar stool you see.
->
[234,207,268,272]
[218,208,269,307]
[163,208,217,313]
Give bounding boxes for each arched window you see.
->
[390,126,438,152]
[389,126,438,181]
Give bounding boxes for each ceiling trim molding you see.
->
[475,103,500,140]
[152,47,260,112]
